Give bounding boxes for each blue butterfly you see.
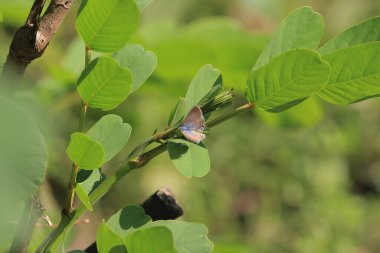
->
[180,106,206,144]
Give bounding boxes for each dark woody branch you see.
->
[2,0,75,78]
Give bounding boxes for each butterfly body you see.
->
[180,106,206,144]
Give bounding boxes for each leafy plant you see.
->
[1,1,380,252]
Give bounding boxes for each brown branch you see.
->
[1,0,75,78]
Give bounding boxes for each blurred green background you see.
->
[2,0,380,252]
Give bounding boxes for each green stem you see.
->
[39,103,254,252]
[62,46,91,216]
[63,164,79,214]
[39,144,167,252]
[125,126,177,161]
[85,46,91,68]
[78,102,88,132]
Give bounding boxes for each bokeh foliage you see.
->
[1,0,380,252]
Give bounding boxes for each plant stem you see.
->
[62,46,91,215]
[38,144,167,252]
[125,126,177,161]
[63,164,79,214]
[85,46,91,68]
[39,103,254,252]
[78,102,88,132]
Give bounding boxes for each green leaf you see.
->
[0,96,47,248]
[168,98,187,126]
[317,42,380,104]
[246,49,330,112]
[147,221,214,253]
[97,223,127,253]
[124,226,178,253]
[77,169,105,193]
[319,16,380,55]
[75,169,105,211]
[77,57,132,111]
[168,139,210,178]
[253,6,324,71]
[66,132,105,169]
[134,0,153,11]
[76,0,140,52]
[184,64,221,113]
[87,114,132,162]
[107,206,151,237]
[75,184,93,211]
[113,44,157,93]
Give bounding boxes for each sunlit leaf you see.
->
[168,139,210,178]
[147,221,214,253]
[97,223,127,253]
[319,16,380,55]
[107,206,151,237]
[317,42,380,104]
[77,169,105,193]
[113,44,157,93]
[77,57,132,111]
[66,132,105,170]
[87,114,132,162]
[246,49,330,112]
[124,226,178,253]
[253,6,324,71]
[75,184,93,211]
[75,169,105,211]
[168,98,187,126]
[76,0,140,52]
[185,64,221,113]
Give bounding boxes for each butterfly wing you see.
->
[181,130,206,144]
[180,106,206,143]
[182,106,205,130]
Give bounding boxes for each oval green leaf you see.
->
[113,44,157,93]
[77,168,106,194]
[97,223,127,253]
[168,98,187,126]
[317,42,380,104]
[0,96,48,248]
[87,114,132,162]
[147,221,214,253]
[124,226,178,253]
[168,139,210,178]
[75,169,105,211]
[319,16,380,55]
[107,205,151,237]
[75,184,93,211]
[253,6,324,71]
[246,49,330,112]
[185,64,221,112]
[66,132,105,170]
[77,57,132,111]
[76,0,140,52]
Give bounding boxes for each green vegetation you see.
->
[1,1,380,252]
